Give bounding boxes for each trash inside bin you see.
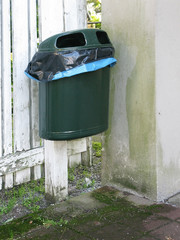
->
[25,29,116,140]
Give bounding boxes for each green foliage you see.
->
[0,197,17,216]
[92,141,102,157]
[76,179,85,189]
[0,178,45,216]
[87,0,101,28]
[87,0,101,13]
[43,218,68,228]
[76,178,95,189]
[68,167,75,181]
[82,170,91,178]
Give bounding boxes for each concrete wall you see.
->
[156,0,180,200]
[102,0,180,201]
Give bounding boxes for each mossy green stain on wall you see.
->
[126,49,156,165]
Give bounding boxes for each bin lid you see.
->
[25,29,117,82]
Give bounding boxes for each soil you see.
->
[0,155,101,226]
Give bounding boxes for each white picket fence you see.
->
[0,0,87,190]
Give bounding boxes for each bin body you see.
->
[25,29,116,140]
[39,67,110,140]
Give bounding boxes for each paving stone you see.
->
[150,222,180,240]
[67,192,107,211]
[142,215,171,231]
[138,237,156,240]
[158,206,180,220]
[167,193,180,208]
[20,226,91,240]
[73,220,106,235]
[88,223,144,240]
[126,194,155,206]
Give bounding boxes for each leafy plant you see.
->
[87,0,101,13]
[43,218,68,229]
[87,0,101,28]
[92,141,102,157]
[82,170,91,178]
[76,179,85,189]
[68,167,75,182]
[0,178,45,217]
[76,178,96,189]
[0,196,17,216]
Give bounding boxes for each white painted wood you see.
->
[1,0,12,155]
[64,0,87,31]
[0,177,2,190]
[39,0,67,201]
[5,173,13,189]
[0,1,2,157]
[81,137,93,166]
[38,0,64,42]
[12,0,30,152]
[67,138,87,156]
[34,165,42,180]
[29,0,40,148]
[14,168,31,186]
[0,147,44,176]
[45,141,68,201]
[64,0,90,167]
[69,153,81,168]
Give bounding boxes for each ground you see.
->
[1,186,180,240]
[1,140,180,240]
[0,141,102,225]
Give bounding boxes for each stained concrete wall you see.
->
[102,0,180,201]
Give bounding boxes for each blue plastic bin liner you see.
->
[25,57,116,82]
[25,47,116,82]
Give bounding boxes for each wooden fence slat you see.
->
[0,147,44,176]
[67,138,87,156]
[5,173,13,189]
[0,0,2,157]
[38,0,64,42]
[34,165,42,180]
[29,0,40,148]
[64,0,87,31]
[12,0,30,152]
[69,153,81,168]
[2,0,12,155]
[14,168,31,186]
[0,177,2,190]
[39,0,67,201]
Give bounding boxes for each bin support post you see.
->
[45,140,68,202]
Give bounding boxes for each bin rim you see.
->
[38,28,113,52]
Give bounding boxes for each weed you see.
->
[76,179,84,189]
[0,178,45,217]
[0,197,17,216]
[82,170,91,178]
[76,178,96,189]
[68,168,75,182]
[92,141,102,157]
[43,218,68,228]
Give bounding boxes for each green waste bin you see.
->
[25,29,116,140]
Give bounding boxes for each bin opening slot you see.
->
[96,31,111,44]
[56,33,86,48]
